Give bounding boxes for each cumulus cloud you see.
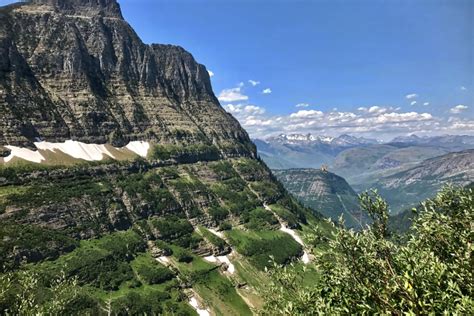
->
[423,102,430,106]
[262,88,272,94]
[208,70,214,77]
[223,101,446,139]
[460,86,467,91]
[410,101,417,106]
[248,80,260,86]
[295,103,310,108]
[450,104,468,114]
[406,93,418,99]
[224,104,266,116]
[290,110,324,118]
[217,86,248,102]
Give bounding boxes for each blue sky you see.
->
[1,0,472,139]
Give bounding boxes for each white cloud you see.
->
[290,110,324,118]
[460,86,467,91]
[217,86,248,102]
[224,104,265,116]
[449,104,468,114]
[248,80,260,86]
[223,101,447,139]
[296,103,310,108]
[406,93,418,99]
[262,88,272,94]
[410,101,417,106]
[207,70,214,77]
[423,102,430,106]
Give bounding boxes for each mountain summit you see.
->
[29,0,123,18]
[0,0,252,156]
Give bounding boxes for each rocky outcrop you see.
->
[0,0,254,156]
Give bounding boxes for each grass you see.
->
[226,229,302,270]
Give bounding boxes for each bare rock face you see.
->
[0,0,254,156]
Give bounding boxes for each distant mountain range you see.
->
[372,149,474,213]
[257,133,474,214]
[255,133,474,171]
[273,168,369,229]
[254,134,380,170]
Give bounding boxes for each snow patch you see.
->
[34,140,115,161]
[204,252,235,274]
[1,140,151,164]
[4,146,44,163]
[279,225,310,264]
[189,296,210,316]
[208,228,224,238]
[217,253,235,274]
[156,256,170,265]
[125,141,150,157]
[204,255,218,263]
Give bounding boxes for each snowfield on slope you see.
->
[2,140,150,163]
[189,295,211,316]
[204,251,236,274]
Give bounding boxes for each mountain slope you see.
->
[373,149,474,213]
[273,169,369,229]
[0,1,325,314]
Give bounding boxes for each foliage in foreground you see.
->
[261,186,474,315]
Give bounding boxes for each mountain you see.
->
[390,134,474,150]
[331,144,450,184]
[0,1,325,314]
[371,149,474,214]
[272,169,369,229]
[255,133,378,169]
[0,0,251,155]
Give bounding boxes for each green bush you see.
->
[261,187,474,315]
[154,240,173,256]
[199,227,228,251]
[0,223,79,271]
[219,222,232,231]
[136,263,174,285]
[174,248,193,263]
[208,206,229,221]
[243,207,279,231]
[227,230,302,270]
[151,216,194,242]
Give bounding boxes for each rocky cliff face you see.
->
[0,0,253,155]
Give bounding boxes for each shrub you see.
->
[242,207,279,230]
[219,222,232,231]
[199,227,228,251]
[151,216,194,242]
[261,187,474,315]
[154,240,173,256]
[208,206,229,221]
[136,264,174,285]
[227,230,302,270]
[174,248,193,263]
